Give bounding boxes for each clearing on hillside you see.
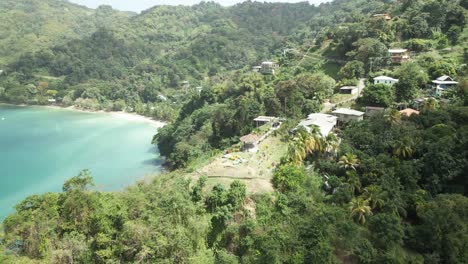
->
[191,135,288,193]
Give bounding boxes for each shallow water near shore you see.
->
[0,105,162,219]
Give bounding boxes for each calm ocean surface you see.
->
[0,105,162,219]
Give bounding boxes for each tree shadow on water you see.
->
[147,147,159,154]
[142,158,164,167]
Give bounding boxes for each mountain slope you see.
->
[0,0,130,66]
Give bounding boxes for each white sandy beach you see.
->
[108,111,166,128]
[1,103,167,128]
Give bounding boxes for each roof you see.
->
[436,75,452,81]
[332,108,365,117]
[340,86,358,90]
[299,113,337,136]
[433,75,458,85]
[254,116,277,122]
[240,134,261,144]
[399,108,420,116]
[262,61,277,65]
[365,106,385,111]
[374,76,399,82]
[414,98,428,103]
[432,80,458,85]
[389,49,408,53]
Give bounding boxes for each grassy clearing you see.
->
[190,135,288,194]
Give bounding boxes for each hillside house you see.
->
[340,86,359,95]
[374,76,399,86]
[259,61,279,75]
[297,113,338,136]
[365,106,385,117]
[389,49,410,63]
[432,75,458,96]
[240,134,261,151]
[332,108,365,124]
[252,66,262,72]
[372,13,392,20]
[253,116,277,127]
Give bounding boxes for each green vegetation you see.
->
[2,0,468,263]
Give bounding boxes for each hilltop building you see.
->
[240,134,261,151]
[340,86,359,95]
[254,61,279,75]
[332,108,365,124]
[297,113,337,137]
[252,66,262,72]
[253,116,277,127]
[432,75,458,96]
[374,76,399,86]
[389,49,410,63]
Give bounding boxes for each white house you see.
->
[252,66,262,72]
[332,108,365,124]
[340,86,359,95]
[259,61,279,75]
[253,116,277,127]
[374,76,399,86]
[432,75,458,96]
[297,113,338,136]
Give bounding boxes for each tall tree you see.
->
[349,197,373,225]
[395,62,428,102]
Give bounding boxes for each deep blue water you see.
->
[0,105,162,219]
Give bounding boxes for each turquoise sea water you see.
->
[0,105,162,219]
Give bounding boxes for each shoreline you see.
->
[0,102,167,128]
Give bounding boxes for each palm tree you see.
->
[346,170,362,194]
[349,197,373,225]
[324,132,340,156]
[297,130,313,155]
[423,98,438,111]
[339,153,359,171]
[303,126,323,154]
[287,139,306,165]
[384,109,401,126]
[287,127,325,164]
[393,137,414,158]
[363,185,384,210]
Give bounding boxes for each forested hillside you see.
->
[0,0,131,65]
[1,0,468,263]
